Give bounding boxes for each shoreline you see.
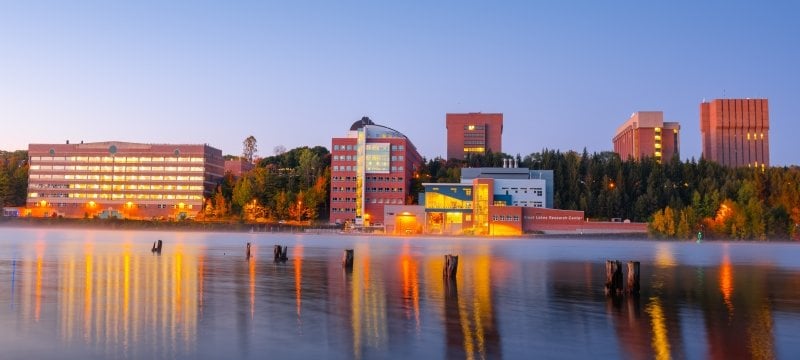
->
[2,217,797,242]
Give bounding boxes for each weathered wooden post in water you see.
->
[604,260,623,296]
[151,240,163,254]
[626,261,640,294]
[273,245,288,263]
[246,242,252,260]
[342,249,354,269]
[443,254,458,279]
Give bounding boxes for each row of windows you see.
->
[30,183,70,189]
[463,132,485,137]
[492,215,520,222]
[331,176,405,182]
[332,145,357,151]
[30,174,204,181]
[31,202,195,209]
[332,187,356,192]
[333,155,356,161]
[365,187,403,193]
[30,193,203,200]
[331,197,357,203]
[333,166,356,172]
[332,155,405,162]
[369,198,404,204]
[331,208,356,213]
[512,201,543,207]
[500,187,544,196]
[332,165,405,172]
[464,147,485,153]
[32,156,205,163]
[31,183,203,191]
[367,176,403,182]
[332,144,406,151]
[464,125,486,131]
[30,165,204,172]
[463,140,486,145]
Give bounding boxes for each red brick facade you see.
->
[446,113,503,160]
[329,119,423,226]
[700,99,769,168]
[613,111,680,163]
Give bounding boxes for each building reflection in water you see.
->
[350,242,388,358]
[599,243,779,360]
[3,234,794,359]
[10,238,200,358]
[438,245,501,360]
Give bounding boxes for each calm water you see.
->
[1,228,799,359]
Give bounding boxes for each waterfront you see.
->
[1,228,799,359]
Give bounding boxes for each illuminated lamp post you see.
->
[125,201,134,219]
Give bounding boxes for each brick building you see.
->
[612,111,680,163]
[446,113,503,160]
[329,117,423,227]
[700,99,769,168]
[26,141,224,219]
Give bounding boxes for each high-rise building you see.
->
[446,113,503,160]
[329,117,423,227]
[26,141,224,219]
[612,111,680,163]
[700,99,769,168]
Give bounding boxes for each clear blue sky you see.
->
[2,1,798,165]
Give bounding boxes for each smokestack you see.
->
[503,158,508,168]
[514,158,518,168]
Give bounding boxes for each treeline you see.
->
[413,149,800,240]
[0,150,29,207]
[202,146,331,222]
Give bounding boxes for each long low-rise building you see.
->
[26,141,224,219]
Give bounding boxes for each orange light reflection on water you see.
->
[294,245,304,325]
[400,243,420,333]
[646,297,671,360]
[720,251,734,315]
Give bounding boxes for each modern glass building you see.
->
[26,141,224,219]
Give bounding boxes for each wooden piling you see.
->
[342,249,354,269]
[246,242,252,260]
[151,240,163,254]
[273,245,288,263]
[604,260,623,296]
[443,254,458,279]
[626,261,640,294]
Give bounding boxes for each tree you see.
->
[232,176,255,214]
[273,145,287,156]
[213,187,228,218]
[243,136,258,163]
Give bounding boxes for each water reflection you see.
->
[5,239,199,358]
[1,231,799,359]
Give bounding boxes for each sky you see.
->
[1,1,798,165]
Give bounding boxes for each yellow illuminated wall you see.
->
[474,183,490,234]
[424,192,471,210]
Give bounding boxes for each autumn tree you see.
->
[243,136,257,163]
